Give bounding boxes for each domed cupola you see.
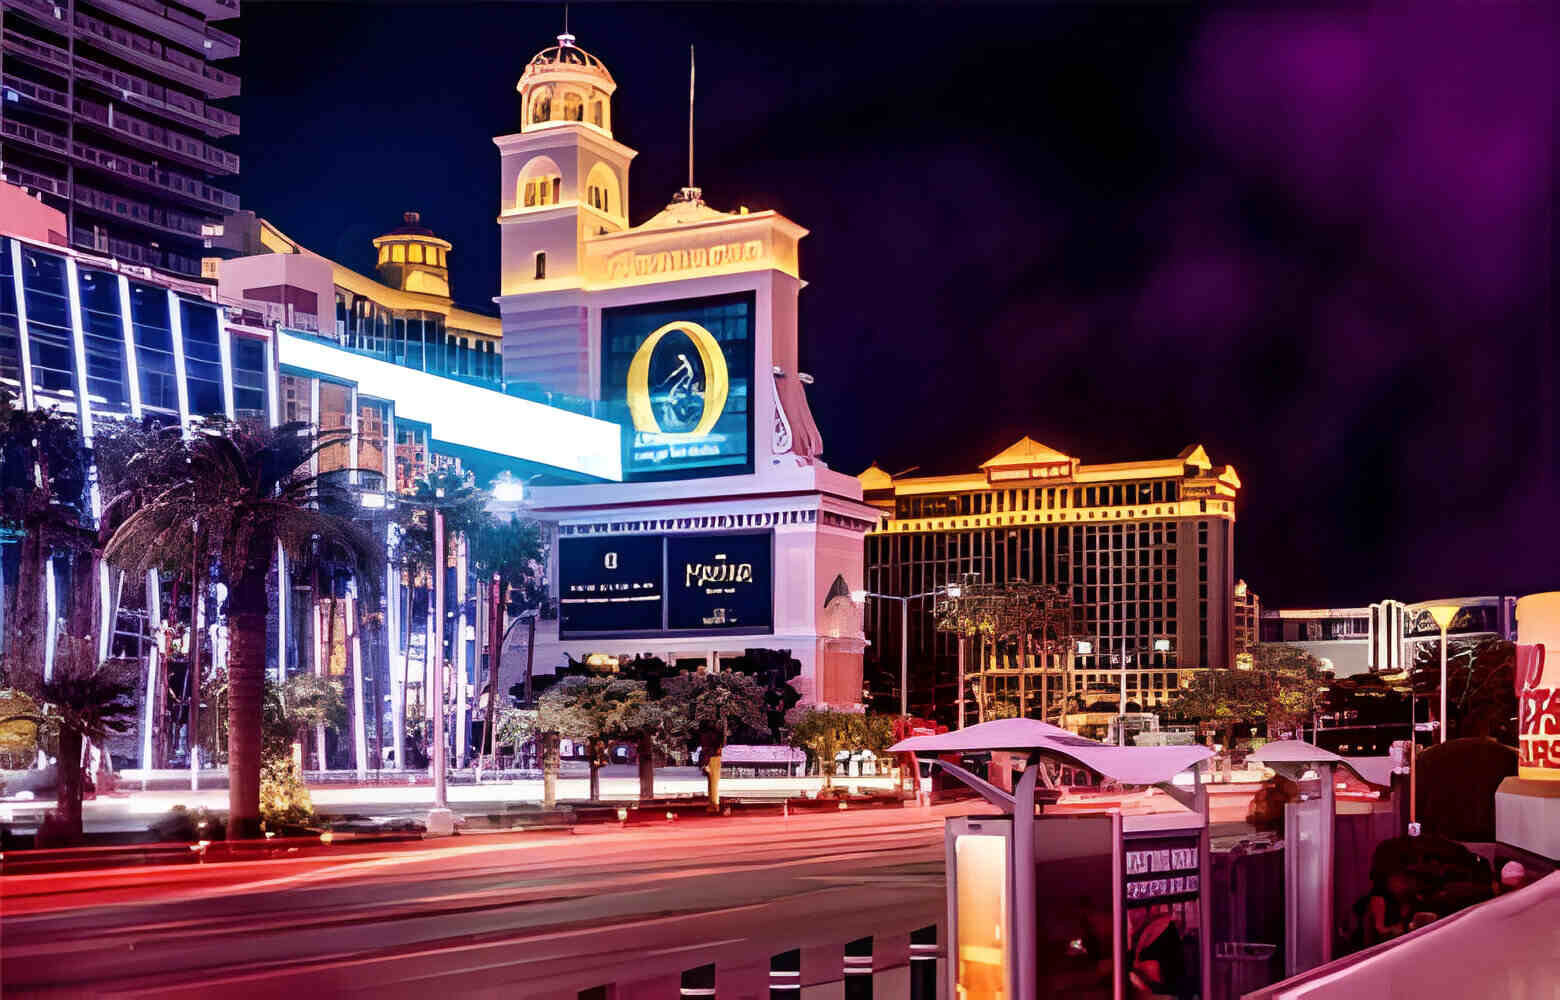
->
[372,211,453,297]
[518,33,617,137]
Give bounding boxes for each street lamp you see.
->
[1427,605,1459,744]
[853,587,944,716]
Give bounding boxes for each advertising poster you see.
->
[558,535,664,636]
[600,292,754,481]
[666,533,772,632]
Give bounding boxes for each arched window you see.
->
[534,252,547,280]
[590,101,603,127]
[584,162,619,217]
[530,88,552,124]
[563,92,583,121]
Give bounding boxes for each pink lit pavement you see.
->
[1,785,1264,997]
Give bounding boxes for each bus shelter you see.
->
[890,718,1215,1000]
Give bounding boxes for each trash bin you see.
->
[1215,941,1277,1000]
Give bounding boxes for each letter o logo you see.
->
[604,552,618,570]
[625,320,729,440]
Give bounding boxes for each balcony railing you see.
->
[73,183,207,240]
[90,0,239,58]
[1,117,69,155]
[70,226,201,277]
[2,73,71,114]
[72,96,236,175]
[66,135,238,212]
[2,166,70,199]
[72,54,241,166]
[2,28,72,72]
[73,8,240,102]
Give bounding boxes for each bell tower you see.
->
[495,34,636,300]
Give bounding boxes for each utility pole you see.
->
[427,502,452,835]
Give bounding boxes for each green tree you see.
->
[0,394,90,684]
[1411,638,1517,744]
[469,513,546,763]
[2,635,137,843]
[1165,645,1330,748]
[665,670,767,810]
[788,708,856,787]
[105,422,379,839]
[537,675,645,801]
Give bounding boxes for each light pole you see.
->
[1427,605,1459,744]
[854,588,945,716]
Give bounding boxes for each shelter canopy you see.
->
[889,718,1213,786]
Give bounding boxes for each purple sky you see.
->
[235,2,1554,608]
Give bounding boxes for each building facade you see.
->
[861,437,1242,725]
[1,0,241,278]
[1258,595,1517,678]
[499,34,878,706]
[1233,578,1260,667]
[0,184,622,771]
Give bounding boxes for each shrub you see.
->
[259,756,314,828]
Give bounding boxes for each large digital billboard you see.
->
[600,292,754,481]
[558,535,664,636]
[558,531,772,638]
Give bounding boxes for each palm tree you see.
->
[106,422,379,839]
[469,513,545,766]
[0,394,90,684]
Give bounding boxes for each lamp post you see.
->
[1427,605,1459,744]
[854,588,946,716]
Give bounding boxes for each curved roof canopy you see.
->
[889,718,1214,786]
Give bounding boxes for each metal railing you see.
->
[2,28,72,71]
[2,73,70,112]
[73,8,240,98]
[1,117,69,154]
[73,183,208,239]
[3,166,69,198]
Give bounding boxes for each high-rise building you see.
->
[1,0,241,279]
[860,437,1242,725]
[1233,578,1260,667]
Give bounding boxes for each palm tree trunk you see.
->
[397,567,412,769]
[226,556,270,840]
[55,724,84,843]
[542,733,558,808]
[7,528,46,682]
[637,732,655,801]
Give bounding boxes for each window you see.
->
[391,244,406,263]
[19,250,75,396]
[530,88,551,124]
[231,336,268,419]
[179,298,224,416]
[563,92,583,121]
[408,244,424,264]
[377,245,389,265]
[76,268,130,411]
[591,101,603,126]
[534,252,547,280]
[128,282,177,411]
[522,176,562,208]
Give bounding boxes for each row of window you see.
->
[376,242,447,268]
[528,87,606,128]
[894,480,1184,520]
[0,239,267,422]
[331,295,502,387]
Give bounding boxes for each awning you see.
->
[889,718,1214,786]
[1247,739,1395,789]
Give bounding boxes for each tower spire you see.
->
[676,45,702,204]
[559,2,574,46]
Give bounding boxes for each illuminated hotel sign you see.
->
[606,240,765,281]
[559,531,773,638]
[602,292,753,481]
[1515,593,1560,779]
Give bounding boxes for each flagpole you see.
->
[688,45,695,189]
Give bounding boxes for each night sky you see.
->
[233,2,1554,609]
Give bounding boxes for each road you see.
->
[2,802,967,999]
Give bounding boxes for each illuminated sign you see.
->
[602,293,753,481]
[667,533,772,632]
[606,239,765,281]
[558,535,663,635]
[558,531,772,638]
[1122,835,1201,906]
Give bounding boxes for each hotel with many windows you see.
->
[0,180,621,772]
[859,437,1242,727]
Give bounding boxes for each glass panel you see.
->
[231,335,268,420]
[316,381,351,477]
[129,282,177,412]
[358,401,388,490]
[0,238,21,392]
[75,268,130,412]
[19,248,76,397]
[178,298,224,416]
